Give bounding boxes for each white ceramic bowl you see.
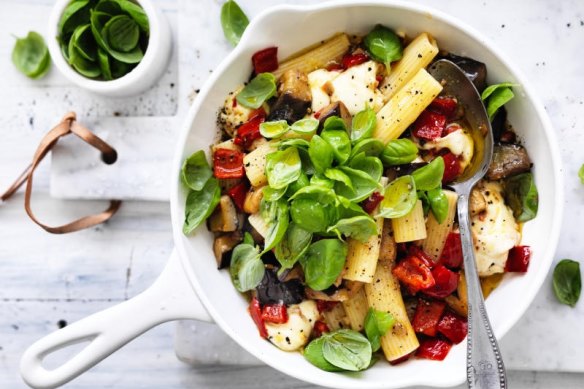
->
[47,0,171,97]
[21,1,563,389]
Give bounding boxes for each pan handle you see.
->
[20,250,211,389]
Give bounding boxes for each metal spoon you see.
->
[428,59,506,389]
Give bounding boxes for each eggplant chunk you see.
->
[487,144,531,180]
[267,70,312,124]
[438,53,487,93]
[317,101,352,130]
[207,195,239,232]
[256,269,305,305]
[213,232,243,269]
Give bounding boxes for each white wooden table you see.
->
[1,0,584,388]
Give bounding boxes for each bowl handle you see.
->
[20,249,211,389]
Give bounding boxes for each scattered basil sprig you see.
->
[181,150,213,191]
[504,172,538,222]
[412,157,444,191]
[261,198,289,253]
[553,259,581,307]
[12,32,51,79]
[363,24,403,65]
[378,175,417,218]
[220,0,249,46]
[351,107,376,143]
[274,223,312,273]
[481,82,520,121]
[380,138,418,166]
[301,239,348,291]
[304,329,372,372]
[363,308,395,352]
[57,0,149,80]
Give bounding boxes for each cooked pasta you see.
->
[422,190,459,260]
[342,287,370,331]
[391,200,427,243]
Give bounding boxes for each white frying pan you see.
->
[20,1,563,388]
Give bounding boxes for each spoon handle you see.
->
[457,193,507,389]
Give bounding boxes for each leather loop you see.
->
[1,112,121,234]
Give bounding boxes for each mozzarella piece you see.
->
[471,181,520,276]
[420,127,474,170]
[307,69,340,113]
[330,61,384,115]
[265,300,319,351]
[218,86,253,137]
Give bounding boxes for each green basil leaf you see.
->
[101,16,144,63]
[263,185,287,201]
[289,185,337,204]
[236,73,277,109]
[68,35,101,78]
[58,0,91,35]
[230,243,264,292]
[504,172,539,222]
[363,308,395,352]
[309,135,334,173]
[290,198,337,233]
[427,187,448,224]
[481,82,520,101]
[181,150,212,191]
[261,198,289,253]
[553,259,581,307]
[349,153,383,182]
[90,10,111,49]
[337,196,369,219]
[103,15,139,52]
[110,57,132,78]
[335,167,378,202]
[301,239,348,290]
[579,164,584,184]
[260,120,289,139]
[322,129,351,165]
[275,223,313,272]
[380,138,419,166]
[304,336,345,372]
[97,47,113,80]
[266,147,302,189]
[183,178,221,234]
[322,329,372,371]
[412,157,444,191]
[11,31,51,79]
[328,215,378,243]
[285,171,309,198]
[243,231,255,246]
[290,118,319,135]
[279,138,310,150]
[220,0,249,46]
[351,107,376,143]
[309,175,334,189]
[350,138,384,159]
[378,175,417,218]
[323,116,348,133]
[70,23,97,61]
[325,168,353,190]
[363,24,403,64]
[113,0,149,33]
[95,0,123,15]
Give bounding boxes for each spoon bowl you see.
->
[428,59,506,388]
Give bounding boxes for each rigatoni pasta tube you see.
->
[373,68,443,143]
[343,215,384,283]
[273,34,350,79]
[365,262,419,361]
[422,190,458,261]
[392,200,427,243]
[243,141,277,187]
[342,287,369,331]
[380,33,439,100]
[322,303,347,331]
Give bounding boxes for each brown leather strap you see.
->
[1,112,122,234]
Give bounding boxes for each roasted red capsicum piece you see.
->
[261,304,289,324]
[341,52,369,69]
[252,47,279,74]
[313,320,330,338]
[392,254,436,294]
[249,297,268,338]
[437,311,468,344]
[439,233,463,269]
[412,299,447,337]
[227,182,248,211]
[234,108,266,149]
[361,191,384,214]
[505,245,532,273]
[441,152,462,184]
[213,148,245,179]
[412,110,447,141]
[429,96,458,118]
[416,338,452,360]
[423,265,459,299]
[316,300,339,313]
